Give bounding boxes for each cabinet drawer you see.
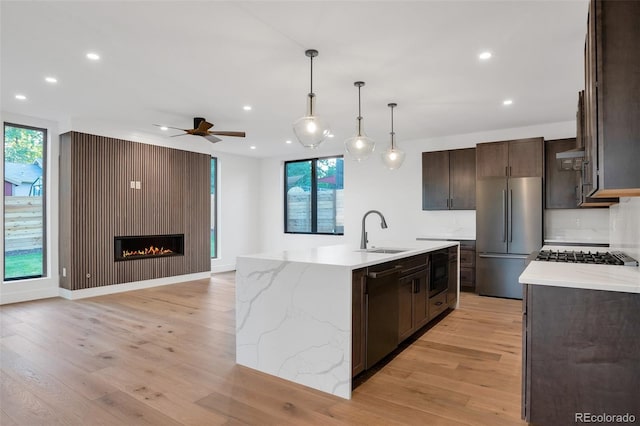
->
[460,267,475,289]
[460,249,475,267]
[429,291,448,320]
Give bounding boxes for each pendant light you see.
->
[344,81,375,161]
[381,103,406,170]
[293,49,331,148]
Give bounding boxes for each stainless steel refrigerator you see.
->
[476,177,542,299]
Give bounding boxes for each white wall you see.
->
[1,111,60,304]
[258,119,615,252]
[211,152,261,272]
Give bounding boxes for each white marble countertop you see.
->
[238,240,458,269]
[519,245,640,294]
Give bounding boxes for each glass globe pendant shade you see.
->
[381,147,406,170]
[345,130,375,162]
[293,110,331,149]
[293,49,331,149]
[382,102,405,170]
[345,81,375,161]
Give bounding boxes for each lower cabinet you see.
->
[522,284,640,424]
[352,249,459,377]
[459,240,476,292]
[398,255,429,343]
[351,268,367,377]
[447,246,458,308]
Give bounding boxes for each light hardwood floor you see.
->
[0,273,527,425]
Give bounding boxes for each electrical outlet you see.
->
[62,267,66,277]
[576,218,581,228]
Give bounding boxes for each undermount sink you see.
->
[357,248,409,254]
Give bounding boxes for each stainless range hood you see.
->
[555,148,584,170]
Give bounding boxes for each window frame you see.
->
[284,155,344,236]
[3,122,47,281]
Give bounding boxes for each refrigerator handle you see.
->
[502,189,507,242]
[509,189,513,242]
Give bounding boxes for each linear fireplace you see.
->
[114,234,184,261]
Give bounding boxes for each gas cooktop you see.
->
[535,250,638,266]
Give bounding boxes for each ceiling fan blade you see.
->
[203,134,222,143]
[169,133,188,138]
[209,131,246,137]
[197,120,214,132]
[153,124,188,132]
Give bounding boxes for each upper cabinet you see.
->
[476,138,544,179]
[545,138,579,209]
[582,0,640,198]
[422,148,476,210]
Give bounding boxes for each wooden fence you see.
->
[4,196,43,252]
[287,190,344,233]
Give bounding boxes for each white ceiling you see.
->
[1,0,588,158]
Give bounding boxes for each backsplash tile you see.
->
[610,197,640,258]
[545,209,610,244]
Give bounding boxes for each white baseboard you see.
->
[211,263,236,273]
[58,271,212,300]
[0,287,59,305]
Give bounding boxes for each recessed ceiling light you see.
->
[327,133,335,138]
[243,105,252,111]
[285,140,292,144]
[503,99,513,106]
[479,51,492,60]
[15,94,27,100]
[250,145,257,150]
[45,76,58,84]
[86,52,100,61]
[160,126,168,131]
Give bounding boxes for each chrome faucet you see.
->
[361,210,388,249]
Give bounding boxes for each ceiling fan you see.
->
[155,117,246,143]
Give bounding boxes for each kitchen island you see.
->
[235,241,458,399]
[519,246,640,424]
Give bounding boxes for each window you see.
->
[285,156,344,234]
[4,123,46,280]
[211,157,217,258]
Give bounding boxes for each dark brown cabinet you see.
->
[422,148,476,210]
[397,255,429,343]
[545,138,579,209]
[522,284,640,424]
[582,0,640,198]
[351,268,366,377]
[353,250,459,377]
[459,240,476,292]
[476,138,544,179]
[576,92,618,207]
[447,247,458,308]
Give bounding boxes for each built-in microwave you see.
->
[429,251,448,297]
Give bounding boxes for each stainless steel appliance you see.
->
[476,177,542,299]
[535,250,638,266]
[429,250,449,297]
[365,264,400,369]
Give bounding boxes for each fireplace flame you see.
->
[122,245,173,258]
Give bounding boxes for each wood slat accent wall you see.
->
[59,132,210,290]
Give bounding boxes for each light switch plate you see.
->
[135,181,141,190]
[130,181,135,189]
